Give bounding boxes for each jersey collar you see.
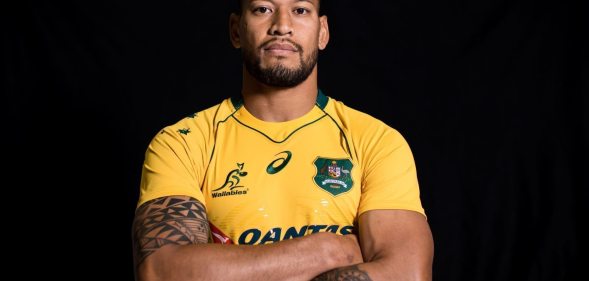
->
[231,89,329,111]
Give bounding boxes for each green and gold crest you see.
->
[313,157,354,196]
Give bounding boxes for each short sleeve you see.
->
[358,128,425,217]
[137,127,206,208]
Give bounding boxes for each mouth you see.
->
[261,40,300,57]
[264,43,298,52]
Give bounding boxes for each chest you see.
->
[202,119,361,234]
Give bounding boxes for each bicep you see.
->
[358,209,434,279]
[132,195,211,267]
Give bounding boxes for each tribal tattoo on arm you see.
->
[312,265,373,281]
[132,196,211,267]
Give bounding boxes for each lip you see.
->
[264,43,298,52]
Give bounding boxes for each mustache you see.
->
[259,39,303,52]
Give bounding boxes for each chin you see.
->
[264,59,299,69]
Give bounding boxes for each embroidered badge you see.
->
[313,157,354,196]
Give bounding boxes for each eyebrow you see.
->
[250,0,316,6]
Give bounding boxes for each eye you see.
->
[253,6,272,14]
[294,8,310,15]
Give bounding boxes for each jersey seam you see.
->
[317,106,355,161]
[203,102,242,192]
[231,114,328,144]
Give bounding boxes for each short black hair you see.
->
[235,0,242,13]
[235,0,324,15]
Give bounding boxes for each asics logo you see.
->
[266,151,292,174]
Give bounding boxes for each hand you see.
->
[337,234,364,265]
[311,232,363,267]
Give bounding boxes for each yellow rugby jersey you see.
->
[138,90,425,245]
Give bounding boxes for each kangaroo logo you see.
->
[213,163,248,192]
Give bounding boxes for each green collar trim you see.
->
[230,95,243,110]
[231,89,329,110]
[315,89,328,110]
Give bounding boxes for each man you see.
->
[132,0,434,280]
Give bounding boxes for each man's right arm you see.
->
[132,195,363,281]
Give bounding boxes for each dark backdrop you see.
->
[5,0,587,280]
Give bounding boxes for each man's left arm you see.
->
[313,209,434,281]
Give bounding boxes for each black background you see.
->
[4,0,587,280]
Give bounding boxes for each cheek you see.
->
[242,35,264,52]
[303,35,321,53]
[239,23,254,47]
[242,22,266,43]
[300,24,321,47]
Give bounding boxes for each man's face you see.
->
[231,0,329,87]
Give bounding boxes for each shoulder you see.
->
[325,96,410,163]
[147,98,237,149]
[326,96,403,141]
[159,98,235,137]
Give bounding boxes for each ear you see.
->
[318,15,330,50]
[229,13,241,48]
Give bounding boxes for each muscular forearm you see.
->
[313,210,434,281]
[312,264,371,281]
[137,232,360,281]
[313,257,430,281]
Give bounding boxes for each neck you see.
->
[240,66,318,122]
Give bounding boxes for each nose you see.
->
[269,9,293,36]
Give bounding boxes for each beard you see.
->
[242,40,318,88]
